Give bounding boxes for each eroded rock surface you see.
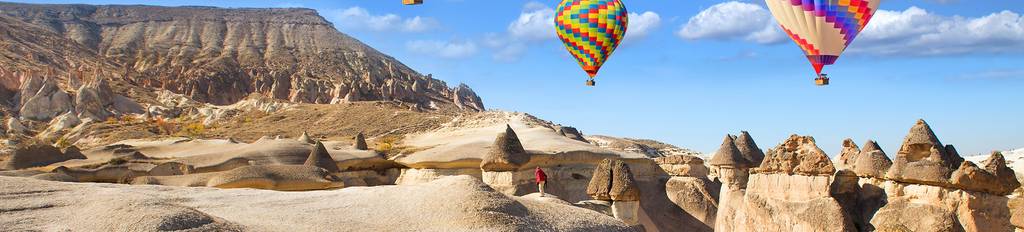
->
[886,119,964,187]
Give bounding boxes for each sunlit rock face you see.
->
[0,3,484,111]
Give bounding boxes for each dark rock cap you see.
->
[587,159,640,201]
[353,132,368,150]
[304,141,339,173]
[480,125,529,171]
[734,131,765,166]
[852,140,892,178]
[709,135,751,169]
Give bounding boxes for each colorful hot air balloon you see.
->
[764,0,882,86]
[555,0,628,86]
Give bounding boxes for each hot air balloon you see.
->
[403,0,423,5]
[764,0,882,86]
[555,0,628,86]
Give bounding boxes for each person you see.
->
[535,167,548,196]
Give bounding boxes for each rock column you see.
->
[708,135,753,232]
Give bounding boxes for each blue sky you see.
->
[12,0,1024,156]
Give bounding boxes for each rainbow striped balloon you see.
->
[765,0,882,77]
[555,0,628,83]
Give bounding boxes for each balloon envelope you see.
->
[764,0,882,75]
[555,0,628,79]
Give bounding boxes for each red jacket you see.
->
[535,167,547,182]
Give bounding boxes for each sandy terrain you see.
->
[0,175,632,231]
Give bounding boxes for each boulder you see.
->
[480,125,529,171]
[734,131,765,166]
[870,199,965,232]
[304,141,340,173]
[709,135,751,169]
[353,132,368,150]
[886,119,964,187]
[852,140,892,178]
[2,144,80,170]
[835,138,860,170]
[950,152,1021,195]
[757,135,835,176]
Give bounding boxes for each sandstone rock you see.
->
[30,172,78,182]
[886,119,964,187]
[585,159,640,202]
[1010,197,1023,230]
[587,159,615,201]
[304,142,340,173]
[951,152,1021,195]
[835,138,861,170]
[17,76,73,121]
[480,125,529,172]
[709,135,751,169]
[60,146,86,160]
[757,135,835,176]
[353,132,368,150]
[2,143,80,170]
[206,165,341,191]
[6,117,27,134]
[852,140,893,178]
[297,131,314,144]
[665,176,719,228]
[734,131,765,166]
[609,160,640,201]
[871,199,965,232]
[655,155,709,177]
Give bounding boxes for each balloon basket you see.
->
[815,77,829,86]
[585,79,596,86]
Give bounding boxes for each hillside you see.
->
[0,2,483,110]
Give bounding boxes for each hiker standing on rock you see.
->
[535,167,548,196]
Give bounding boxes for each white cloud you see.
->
[406,40,478,59]
[508,2,556,41]
[853,7,1024,56]
[676,1,786,44]
[624,11,662,43]
[329,7,439,33]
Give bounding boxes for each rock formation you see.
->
[852,140,892,178]
[734,135,855,232]
[951,152,1021,195]
[2,143,84,170]
[708,135,753,232]
[304,142,340,173]
[0,3,485,111]
[480,125,528,171]
[16,76,73,121]
[757,135,835,176]
[835,138,861,170]
[206,165,341,191]
[554,125,587,142]
[734,131,764,166]
[658,155,719,229]
[886,119,964,187]
[353,132,368,150]
[585,159,641,225]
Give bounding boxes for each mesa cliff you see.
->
[0,2,484,110]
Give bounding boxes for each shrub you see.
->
[182,123,205,137]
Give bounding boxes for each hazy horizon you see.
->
[10,0,1023,156]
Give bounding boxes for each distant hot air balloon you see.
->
[403,0,423,5]
[555,0,628,86]
[764,0,882,86]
